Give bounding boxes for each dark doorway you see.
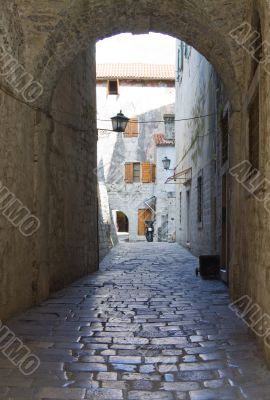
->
[116,211,129,233]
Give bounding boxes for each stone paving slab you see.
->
[1,243,270,399]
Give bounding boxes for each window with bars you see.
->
[197,175,203,224]
[248,89,260,170]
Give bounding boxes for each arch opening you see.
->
[116,211,129,233]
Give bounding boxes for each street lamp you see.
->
[111,110,129,132]
[162,156,171,171]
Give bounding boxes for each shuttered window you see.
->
[138,209,153,235]
[141,162,151,183]
[142,162,156,183]
[124,163,133,183]
[124,117,139,137]
[124,162,156,183]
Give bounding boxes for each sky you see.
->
[96,33,176,64]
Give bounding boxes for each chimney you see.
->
[164,114,175,140]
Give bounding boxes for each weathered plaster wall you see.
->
[175,43,221,256]
[97,80,175,241]
[155,145,176,242]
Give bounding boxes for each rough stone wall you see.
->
[0,43,98,320]
[98,182,118,261]
[10,0,245,107]
[0,89,39,320]
[3,0,270,365]
[48,45,98,292]
[228,0,270,365]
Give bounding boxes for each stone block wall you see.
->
[48,45,98,292]
[0,44,99,320]
[98,182,118,261]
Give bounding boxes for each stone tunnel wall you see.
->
[48,43,98,292]
[98,182,118,261]
[0,43,98,320]
[2,0,270,366]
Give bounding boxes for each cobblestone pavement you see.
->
[1,243,270,400]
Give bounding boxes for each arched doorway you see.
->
[116,211,129,233]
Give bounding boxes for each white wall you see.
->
[174,41,220,255]
[97,79,176,241]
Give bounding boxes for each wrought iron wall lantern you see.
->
[111,110,129,132]
[162,158,192,185]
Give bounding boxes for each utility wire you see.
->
[97,112,217,124]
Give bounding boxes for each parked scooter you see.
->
[145,220,154,242]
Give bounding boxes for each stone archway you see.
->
[29,0,247,109]
[116,211,129,233]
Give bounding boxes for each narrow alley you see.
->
[1,243,270,400]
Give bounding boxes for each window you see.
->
[221,110,229,164]
[141,162,156,183]
[176,42,184,82]
[107,80,119,95]
[124,117,139,137]
[248,89,260,170]
[124,162,156,183]
[133,163,140,183]
[197,175,203,224]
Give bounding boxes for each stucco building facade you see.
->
[174,42,226,265]
[97,63,176,241]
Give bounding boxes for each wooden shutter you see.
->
[141,162,151,183]
[138,209,152,235]
[125,163,133,183]
[152,164,156,183]
[124,117,138,137]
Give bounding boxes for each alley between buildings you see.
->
[1,243,270,400]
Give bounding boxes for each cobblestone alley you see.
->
[1,243,270,400]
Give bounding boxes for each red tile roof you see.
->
[97,63,175,80]
[153,133,175,146]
